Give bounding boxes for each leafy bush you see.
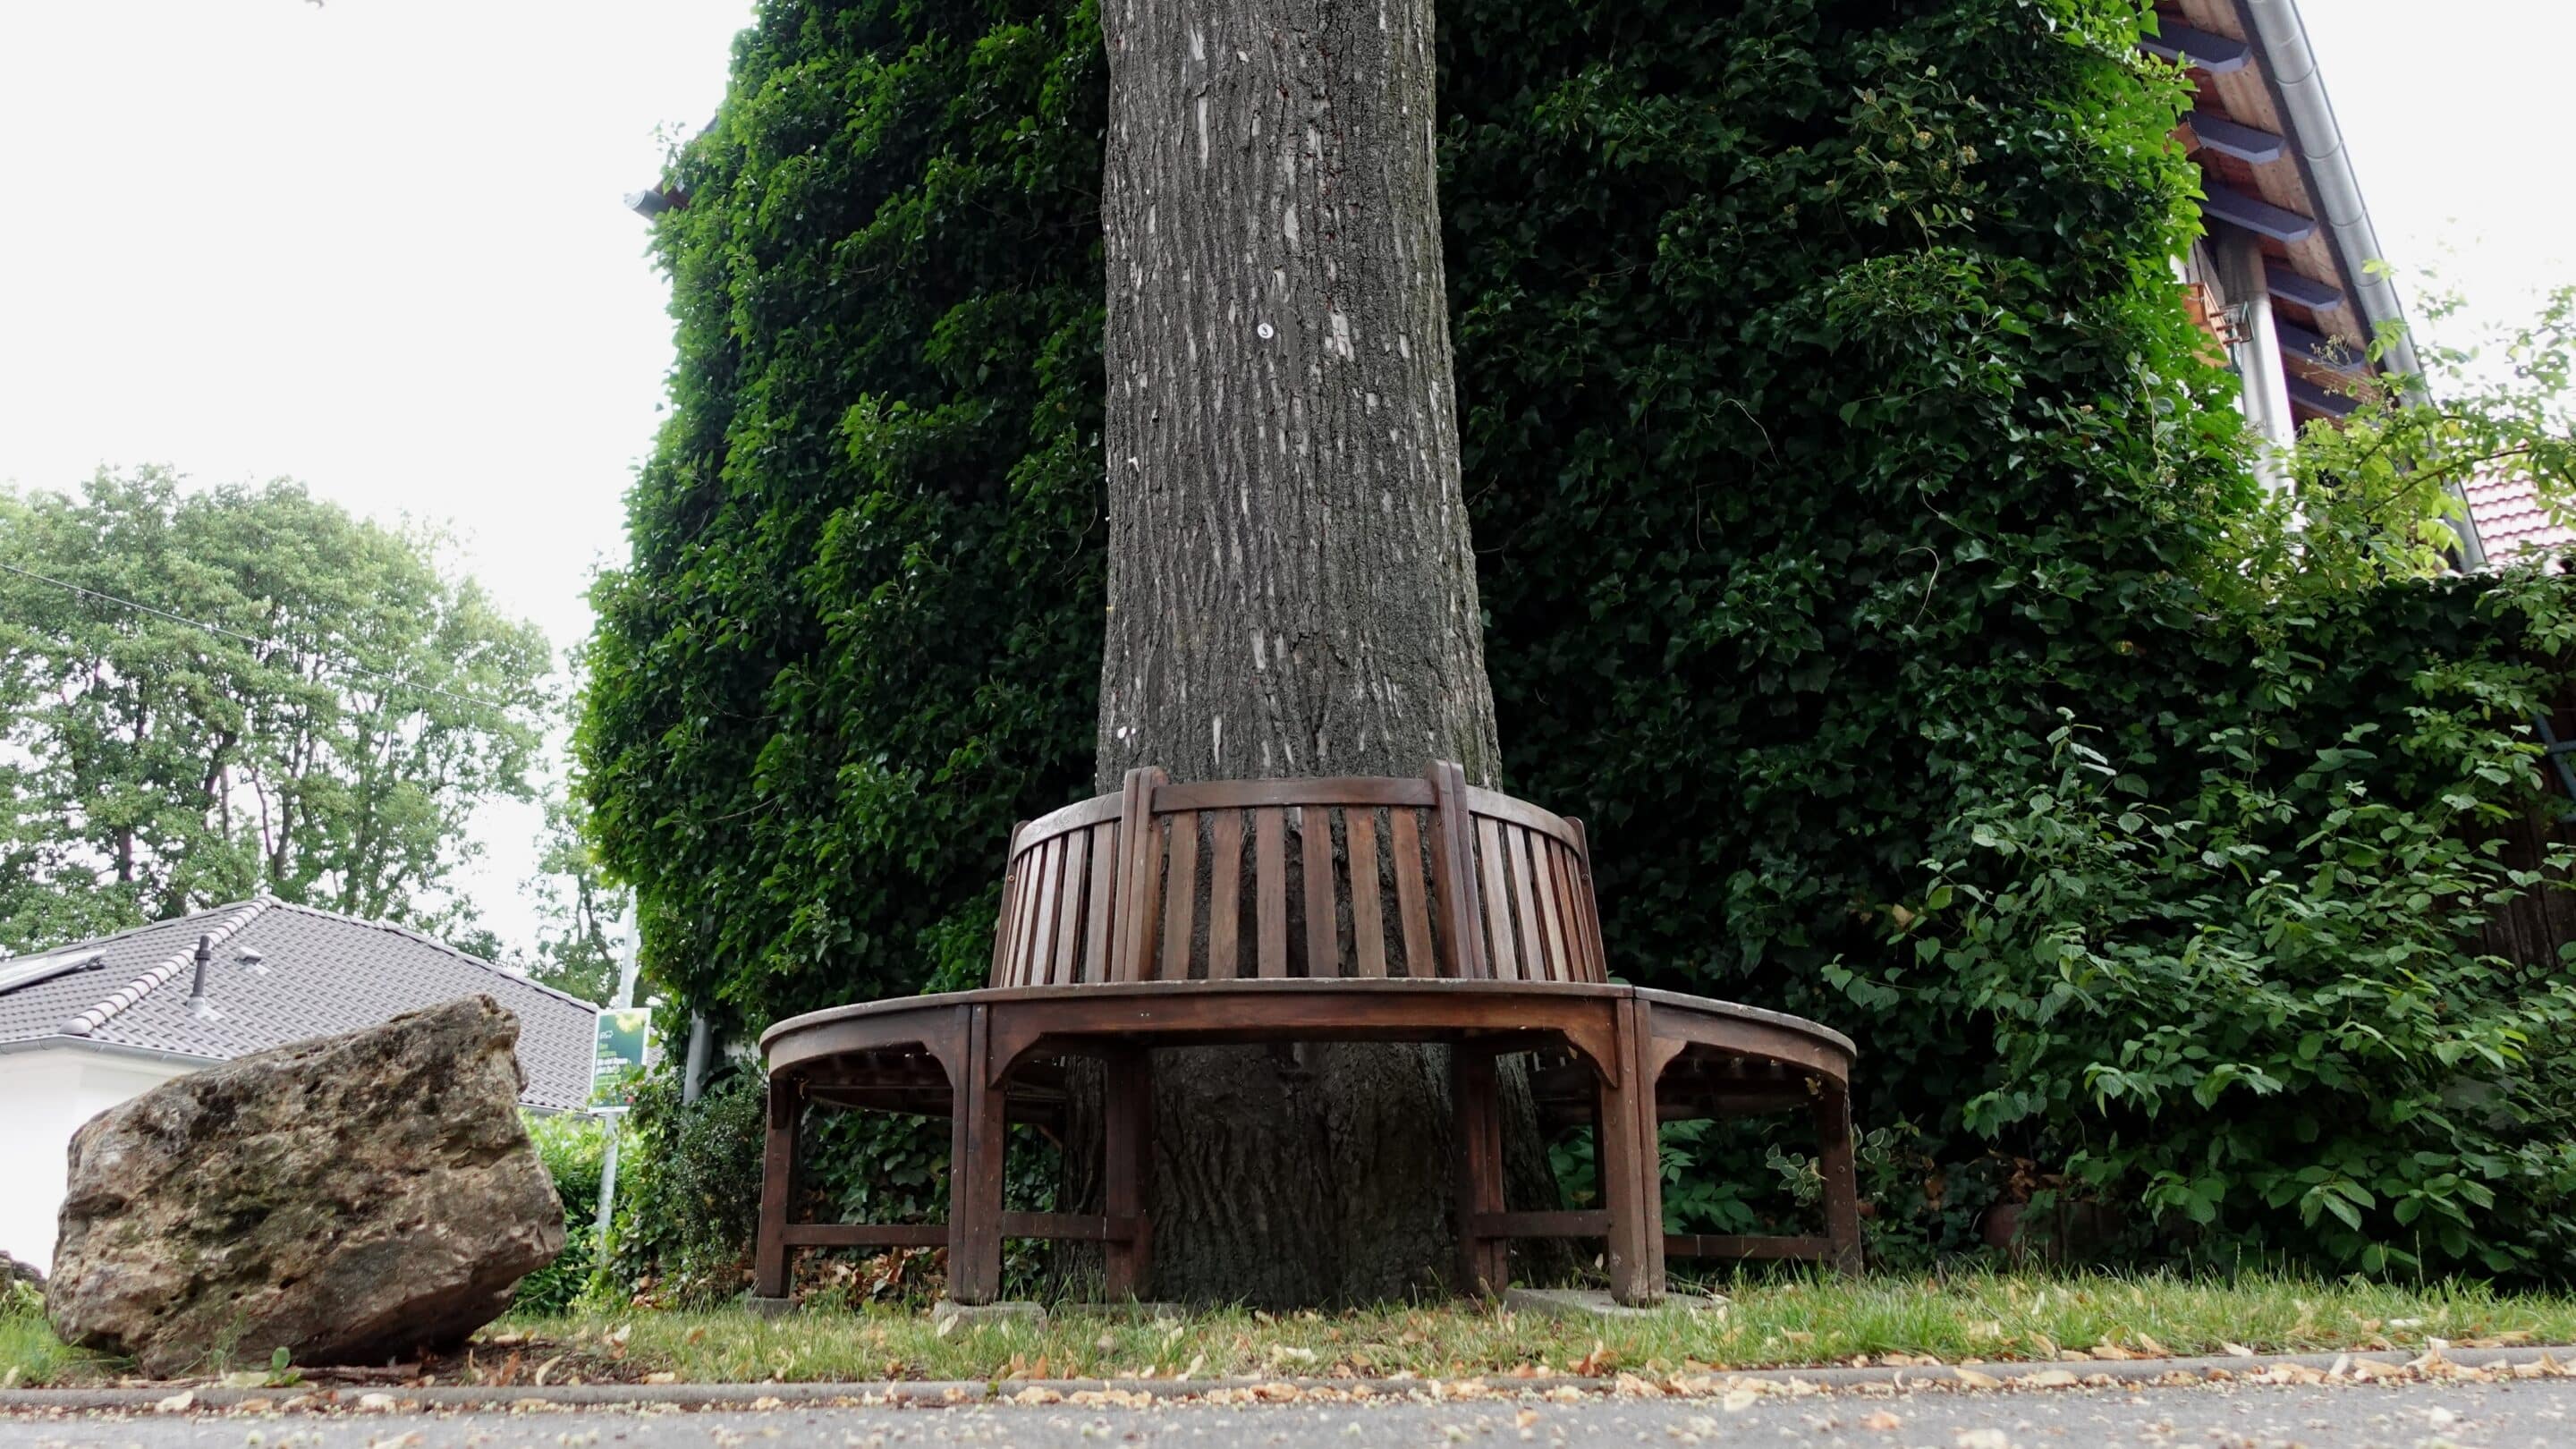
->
[600,1067,768,1307]
[518,1112,612,1315]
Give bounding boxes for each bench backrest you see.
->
[988,762,1607,987]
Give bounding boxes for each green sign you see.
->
[593,1007,652,1107]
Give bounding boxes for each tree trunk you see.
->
[1094,0,1551,1303]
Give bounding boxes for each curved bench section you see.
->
[990,764,1606,987]
[753,763,1864,1309]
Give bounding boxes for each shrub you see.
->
[517,1112,612,1315]
[1829,568,2576,1275]
[601,1066,768,1308]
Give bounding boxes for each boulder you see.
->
[1,1251,39,1290]
[47,996,565,1377]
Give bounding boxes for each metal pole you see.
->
[596,916,642,1250]
[594,1123,621,1247]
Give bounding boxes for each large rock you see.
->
[47,996,565,1377]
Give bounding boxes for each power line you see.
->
[0,559,534,715]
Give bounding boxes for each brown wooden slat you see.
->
[1015,791,1123,845]
[1555,819,1597,974]
[1208,810,1243,979]
[1011,846,1047,987]
[1428,762,1487,978]
[1154,776,1436,812]
[1301,806,1339,978]
[1476,816,1519,979]
[779,1223,950,1249]
[1160,809,1199,981]
[1554,837,1597,983]
[1255,807,1288,979]
[1507,825,1551,982]
[1346,809,1386,978]
[1531,835,1571,983]
[1051,826,1089,986]
[1081,821,1117,984]
[1113,769,1157,983]
[1026,837,1063,988]
[1388,808,1434,978]
[1459,784,1581,845]
[1131,815,1168,982]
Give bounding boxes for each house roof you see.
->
[0,900,599,1112]
[2464,474,2574,564]
[2157,0,2489,566]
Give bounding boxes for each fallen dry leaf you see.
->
[1860,1409,1902,1430]
[2018,1368,2080,1389]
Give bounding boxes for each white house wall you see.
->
[0,1047,196,1270]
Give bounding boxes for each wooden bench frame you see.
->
[755,764,1860,1305]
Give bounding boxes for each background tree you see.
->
[524,767,631,1004]
[0,468,552,952]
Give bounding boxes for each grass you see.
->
[12,1270,2576,1387]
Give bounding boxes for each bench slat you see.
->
[1550,837,1589,982]
[1302,808,1339,978]
[1428,763,1484,978]
[1347,810,1386,978]
[1389,807,1433,979]
[1083,821,1117,984]
[1568,818,1607,982]
[1477,816,1519,980]
[1530,831,1570,982]
[1462,785,1581,846]
[1012,844,1047,987]
[1052,827,1089,986]
[1161,809,1199,980]
[1509,825,1550,981]
[1030,836,1066,989]
[1255,807,1288,979]
[1208,810,1243,979]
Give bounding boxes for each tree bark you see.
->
[1094,0,1549,1302]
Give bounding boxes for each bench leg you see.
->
[1813,1080,1864,1275]
[1103,1048,1154,1300]
[949,1004,1008,1305]
[753,1073,799,1300]
[1451,1046,1509,1296]
[1599,1000,1666,1305]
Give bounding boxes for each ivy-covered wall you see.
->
[583,0,2576,1278]
[581,3,1111,1024]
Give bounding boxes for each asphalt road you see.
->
[5,1377,2573,1449]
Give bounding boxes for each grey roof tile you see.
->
[0,900,599,1112]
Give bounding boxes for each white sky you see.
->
[1,2,2569,955]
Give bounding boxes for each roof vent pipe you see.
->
[186,934,222,1021]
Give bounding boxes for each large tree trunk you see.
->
[1094,0,1552,1302]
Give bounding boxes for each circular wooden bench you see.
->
[755,763,1860,1306]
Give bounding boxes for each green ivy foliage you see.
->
[583,0,2576,1278]
[580,1,1110,1030]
